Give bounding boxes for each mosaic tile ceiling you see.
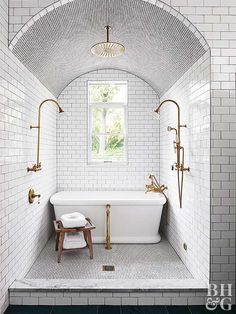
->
[11,0,207,96]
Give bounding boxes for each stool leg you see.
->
[87,230,93,259]
[83,231,88,247]
[58,232,65,263]
[55,232,59,251]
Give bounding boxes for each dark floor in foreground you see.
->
[4,305,235,313]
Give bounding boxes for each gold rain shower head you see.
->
[27,99,64,172]
[91,26,125,58]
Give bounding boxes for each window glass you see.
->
[88,81,127,163]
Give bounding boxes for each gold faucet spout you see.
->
[145,174,167,194]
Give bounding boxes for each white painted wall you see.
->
[0,0,57,311]
[57,69,159,191]
[160,52,211,283]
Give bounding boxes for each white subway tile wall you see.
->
[0,0,56,312]
[57,69,160,191]
[9,290,208,306]
[160,52,211,283]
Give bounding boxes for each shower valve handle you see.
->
[28,189,41,204]
[171,164,178,171]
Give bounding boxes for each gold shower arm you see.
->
[155,99,181,168]
[155,99,181,142]
[27,99,64,172]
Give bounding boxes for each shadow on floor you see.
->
[4,305,235,313]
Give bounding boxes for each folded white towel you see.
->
[63,232,86,249]
[61,212,87,228]
[64,232,83,243]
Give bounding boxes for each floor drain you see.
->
[102,265,115,271]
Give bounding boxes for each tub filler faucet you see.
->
[105,204,112,250]
[145,174,167,194]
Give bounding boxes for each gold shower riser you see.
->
[154,99,190,208]
[27,99,64,172]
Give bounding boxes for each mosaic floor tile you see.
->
[26,237,192,280]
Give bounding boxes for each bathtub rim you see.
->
[50,190,166,206]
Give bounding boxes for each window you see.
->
[88,81,127,163]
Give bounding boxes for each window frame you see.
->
[87,80,128,165]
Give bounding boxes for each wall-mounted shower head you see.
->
[167,126,172,132]
[59,106,64,113]
[150,111,160,120]
[154,106,161,114]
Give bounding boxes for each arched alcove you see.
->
[9,0,209,97]
[8,0,211,289]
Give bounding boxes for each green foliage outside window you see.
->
[89,83,126,162]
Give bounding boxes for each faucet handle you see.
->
[28,189,41,204]
[27,162,42,172]
[161,185,167,192]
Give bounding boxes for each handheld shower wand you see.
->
[167,126,179,153]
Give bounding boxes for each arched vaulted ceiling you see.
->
[10,0,208,97]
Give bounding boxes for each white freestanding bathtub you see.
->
[50,191,166,244]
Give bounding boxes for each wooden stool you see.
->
[53,218,95,263]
